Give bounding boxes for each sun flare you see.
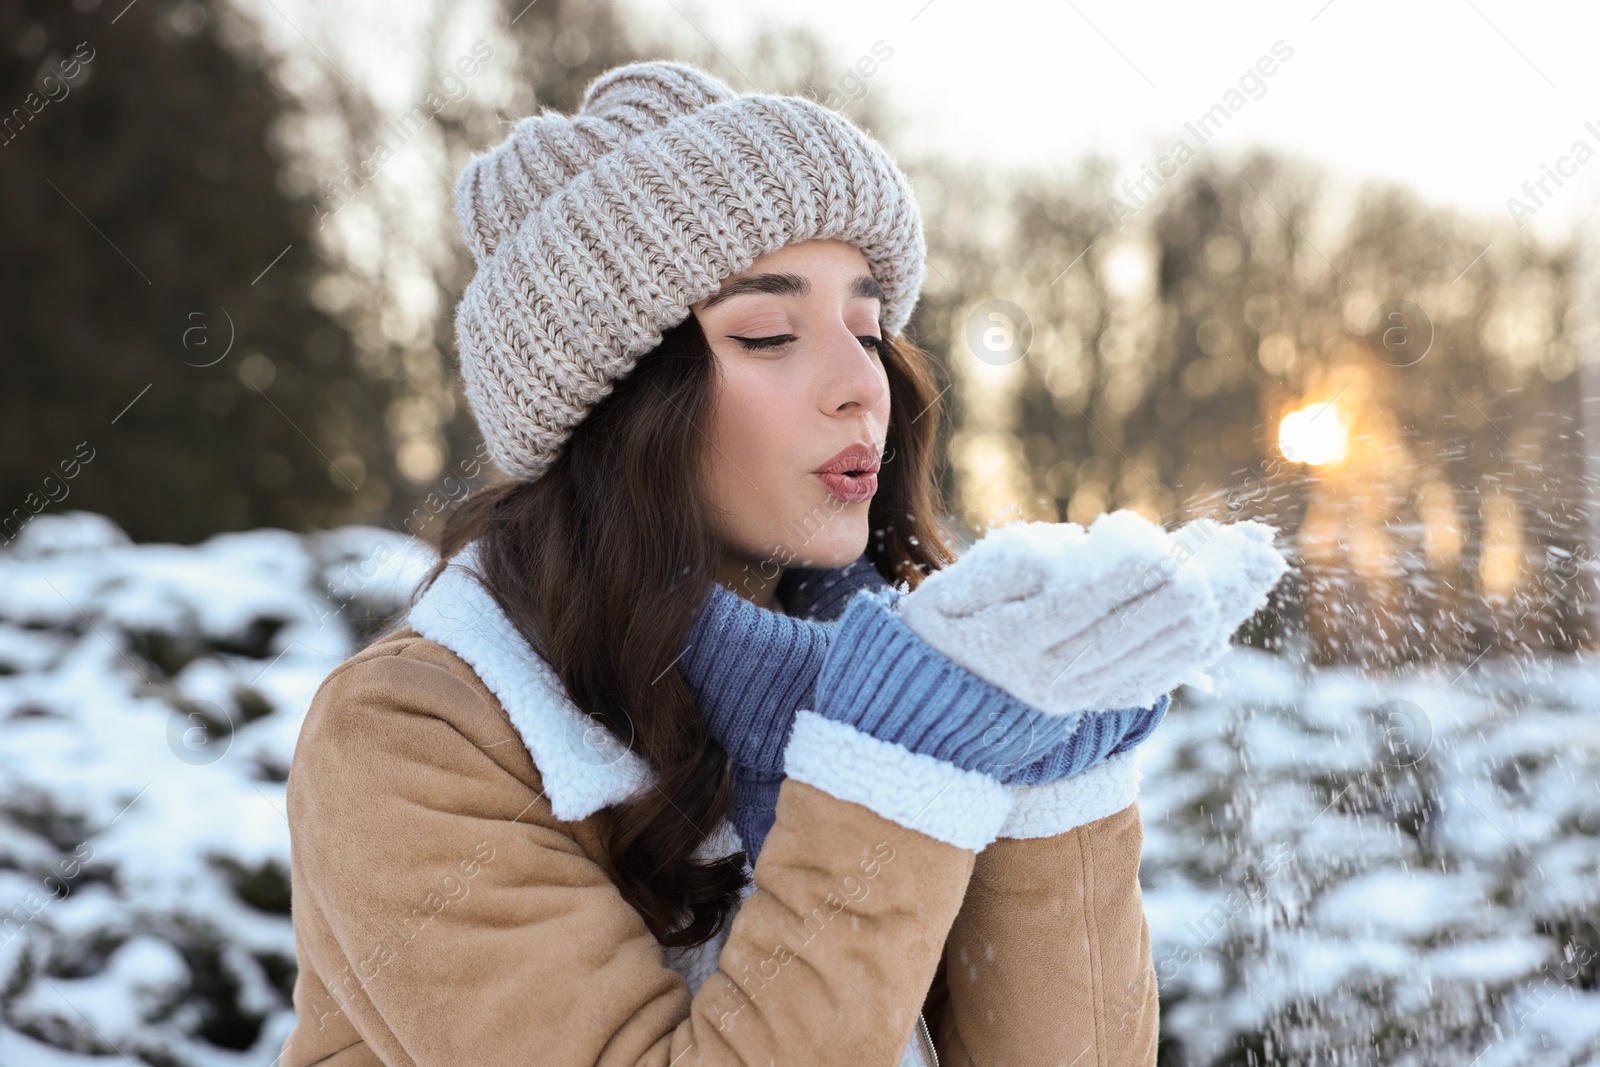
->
[1277,401,1348,466]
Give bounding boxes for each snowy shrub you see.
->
[1,511,1597,1064]
[1143,648,1600,1065]
[0,513,430,1065]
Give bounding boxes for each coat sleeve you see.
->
[285,650,997,1066]
[930,749,1161,1066]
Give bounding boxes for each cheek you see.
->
[706,365,806,530]
[711,364,797,475]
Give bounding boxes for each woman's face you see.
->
[690,239,891,590]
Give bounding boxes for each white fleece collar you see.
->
[404,539,659,822]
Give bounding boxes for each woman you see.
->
[280,60,1284,1066]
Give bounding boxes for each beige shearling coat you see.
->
[280,543,1161,1066]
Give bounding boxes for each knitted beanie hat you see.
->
[451,60,927,483]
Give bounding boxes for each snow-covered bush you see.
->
[0,513,431,1065]
[1142,648,1600,1065]
[2,511,1598,1064]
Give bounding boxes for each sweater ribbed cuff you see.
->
[1003,690,1171,786]
[814,589,1058,778]
[679,582,830,773]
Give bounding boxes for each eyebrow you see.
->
[698,271,885,311]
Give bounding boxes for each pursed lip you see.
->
[813,442,882,476]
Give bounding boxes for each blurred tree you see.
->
[0,0,408,544]
[318,0,661,547]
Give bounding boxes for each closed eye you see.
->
[728,334,885,353]
[729,334,795,351]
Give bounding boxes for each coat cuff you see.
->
[783,710,1014,851]
[996,744,1145,839]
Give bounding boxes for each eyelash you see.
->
[731,334,884,353]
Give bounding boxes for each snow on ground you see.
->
[0,511,1597,1064]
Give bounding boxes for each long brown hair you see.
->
[408,312,956,948]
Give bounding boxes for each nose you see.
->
[819,322,889,418]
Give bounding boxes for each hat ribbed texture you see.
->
[452,60,927,483]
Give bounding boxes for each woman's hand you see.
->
[895,510,1288,719]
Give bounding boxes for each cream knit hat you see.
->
[451,60,927,483]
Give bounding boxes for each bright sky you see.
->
[633,0,1600,243]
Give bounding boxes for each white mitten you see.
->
[895,511,1288,717]
[1173,517,1289,641]
[895,511,1212,717]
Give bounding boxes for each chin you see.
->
[783,507,869,569]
